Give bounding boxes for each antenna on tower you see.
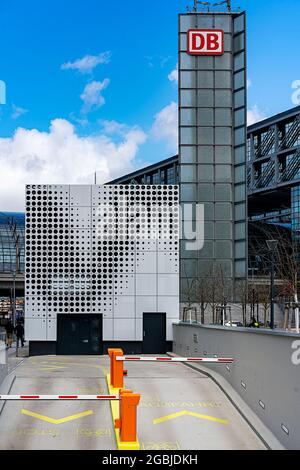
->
[188,0,238,14]
[213,0,232,11]
[193,1,212,12]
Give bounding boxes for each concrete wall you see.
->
[173,323,300,450]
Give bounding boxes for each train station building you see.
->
[0,6,296,354]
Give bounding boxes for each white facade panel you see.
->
[135,319,143,341]
[70,185,91,206]
[136,252,157,273]
[158,296,180,319]
[136,274,157,296]
[70,207,92,228]
[47,319,57,341]
[25,184,180,343]
[157,252,179,274]
[136,296,157,318]
[114,275,135,296]
[158,274,179,296]
[103,318,114,341]
[114,296,135,318]
[114,319,136,341]
[25,319,47,341]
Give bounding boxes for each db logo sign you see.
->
[188,29,224,55]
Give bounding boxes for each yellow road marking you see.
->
[38,361,108,374]
[141,441,181,450]
[153,411,229,425]
[21,409,93,424]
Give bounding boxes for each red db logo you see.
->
[187,29,224,55]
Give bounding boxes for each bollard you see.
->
[115,389,140,444]
[108,348,127,389]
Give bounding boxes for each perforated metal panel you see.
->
[25,185,180,342]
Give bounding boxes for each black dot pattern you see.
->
[25,184,180,341]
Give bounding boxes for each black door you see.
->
[143,313,166,354]
[57,315,102,355]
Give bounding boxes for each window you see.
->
[181,146,196,163]
[197,71,213,88]
[180,71,196,89]
[166,167,176,184]
[198,165,214,181]
[181,165,196,183]
[215,109,232,127]
[181,108,196,126]
[181,90,196,107]
[152,173,160,184]
[215,71,232,89]
[198,127,214,145]
[215,90,232,107]
[215,146,232,164]
[198,108,214,126]
[216,165,232,182]
[215,128,232,146]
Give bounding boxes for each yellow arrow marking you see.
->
[21,409,93,425]
[153,411,228,425]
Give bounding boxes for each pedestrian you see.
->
[15,321,25,348]
[248,316,259,328]
[5,321,14,348]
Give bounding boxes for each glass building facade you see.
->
[0,212,25,274]
[292,185,300,259]
[179,12,247,301]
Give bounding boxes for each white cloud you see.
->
[61,52,111,74]
[247,78,252,88]
[11,104,28,120]
[100,120,128,136]
[247,105,267,126]
[0,118,147,211]
[168,64,178,83]
[151,101,178,152]
[80,79,110,113]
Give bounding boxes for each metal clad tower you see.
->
[179,8,247,302]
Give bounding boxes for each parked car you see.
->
[224,321,243,328]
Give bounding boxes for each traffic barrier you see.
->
[115,389,140,445]
[108,348,128,389]
[0,395,118,400]
[0,390,140,450]
[108,349,234,389]
[117,356,234,363]
[106,375,141,450]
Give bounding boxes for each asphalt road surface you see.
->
[0,355,266,450]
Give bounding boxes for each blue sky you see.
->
[0,0,299,210]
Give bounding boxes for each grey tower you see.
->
[179,10,247,303]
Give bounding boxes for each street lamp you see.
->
[266,239,279,329]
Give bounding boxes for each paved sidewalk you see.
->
[7,342,28,374]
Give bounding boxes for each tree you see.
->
[249,221,300,329]
[181,261,197,322]
[235,280,249,326]
[195,277,209,324]
[256,284,270,327]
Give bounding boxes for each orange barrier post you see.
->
[115,389,140,445]
[108,348,127,389]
